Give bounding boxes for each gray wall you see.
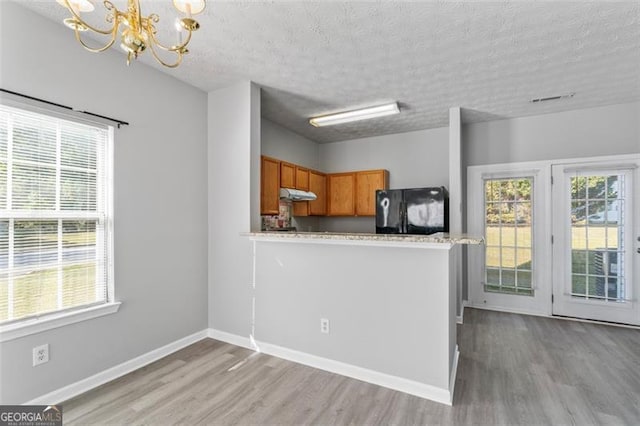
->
[261,118,320,170]
[255,240,454,390]
[463,102,640,166]
[461,101,640,305]
[261,118,321,231]
[208,82,260,335]
[318,127,449,233]
[0,3,208,404]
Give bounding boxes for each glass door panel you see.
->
[552,162,639,325]
[569,174,625,302]
[484,178,533,296]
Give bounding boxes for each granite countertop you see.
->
[246,231,484,245]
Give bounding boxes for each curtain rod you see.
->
[0,88,129,128]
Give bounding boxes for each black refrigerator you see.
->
[375,187,449,235]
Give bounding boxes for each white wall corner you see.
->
[249,82,262,232]
[25,330,209,405]
[449,107,463,316]
[448,106,462,232]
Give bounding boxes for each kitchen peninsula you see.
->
[245,231,483,405]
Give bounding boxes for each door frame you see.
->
[467,153,639,321]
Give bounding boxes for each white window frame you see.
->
[0,103,119,343]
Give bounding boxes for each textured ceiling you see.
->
[17,0,640,143]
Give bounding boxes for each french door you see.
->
[467,163,551,315]
[551,160,640,325]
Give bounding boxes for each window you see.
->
[0,104,113,326]
[484,177,534,296]
[569,173,626,301]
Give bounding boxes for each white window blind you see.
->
[0,104,112,324]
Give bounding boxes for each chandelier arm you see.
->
[73,18,119,53]
[147,24,194,52]
[148,39,183,68]
[61,0,119,35]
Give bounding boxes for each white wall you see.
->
[318,127,450,233]
[463,102,640,166]
[0,2,208,404]
[208,82,260,336]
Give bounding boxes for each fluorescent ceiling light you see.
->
[530,92,575,103]
[309,102,400,127]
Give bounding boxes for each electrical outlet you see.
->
[33,344,49,366]
[320,318,330,334]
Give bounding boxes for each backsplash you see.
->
[261,200,292,230]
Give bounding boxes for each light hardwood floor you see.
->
[63,308,640,425]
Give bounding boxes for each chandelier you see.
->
[56,0,206,68]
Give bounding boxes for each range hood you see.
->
[280,188,317,201]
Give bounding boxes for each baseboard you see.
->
[207,328,254,350]
[456,301,467,324]
[464,303,640,329]
[209,328,454,406]
[449,345,460,405]
[25,329,209,405]
[465,302,550,319]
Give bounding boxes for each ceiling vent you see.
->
[530,93,575,103]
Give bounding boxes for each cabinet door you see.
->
[261,156,280,215]
[292,201,309,217]
[308,170,326,215]
[295,167,310,190]
[327,173,356,216]
[356,170,389,216]
[280,162,296,188]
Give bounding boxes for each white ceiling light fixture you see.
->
[309,102,400,127]
[529,92,576,103]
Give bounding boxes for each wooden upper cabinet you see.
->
[308,170,326,216]
[355,170,389,216]
[261,155,388,218]
[327,172,356,216]
[295,167,310,191]
[261,156,280,215]
[293,170,326,217]
[280,162,296,188]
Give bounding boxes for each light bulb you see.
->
[173,0,206,16]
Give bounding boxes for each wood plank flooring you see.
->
[63,308,640,425]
